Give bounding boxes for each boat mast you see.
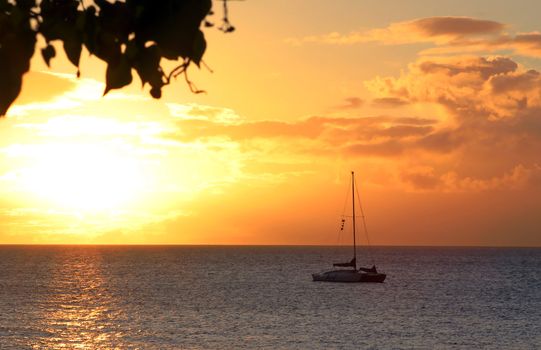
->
[351,171,357,270]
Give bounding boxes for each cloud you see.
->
[411,17,504,37]
[2,63,540,245]
[286,16,541,60]
[417,56,517,78]
[401,164,541,192]
[285,17,504,46]
[365,56,541,120]
[414,129,464,153]
[168,104,439,156]
[345,140,404,157]
[334,97,364,110]
[380,125,434,138]
[507,32,541,55]
[0,74,251,238]
[400,166,441,190]
[371,97,410,108]
[366,54,541,192]
[421,31,541,57]
[489,68,540,94]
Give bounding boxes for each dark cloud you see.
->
[392,117,438,125]
[413,17,504,37]
[415,129,464,153]
[489,32,541,56]
[418,57,517,79]
[287,16,506,46]
[490,69,541,94]
[372,97,410,108]
[380,125,433,138]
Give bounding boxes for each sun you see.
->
[1,107,242,240]
[6,115,154,214]
[18,141,147,212]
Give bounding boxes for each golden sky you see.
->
[1,0,540,246]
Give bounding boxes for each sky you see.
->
[1,0,540,246]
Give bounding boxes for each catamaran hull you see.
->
[312,270,386,283]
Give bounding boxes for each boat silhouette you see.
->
[312,171,386,283]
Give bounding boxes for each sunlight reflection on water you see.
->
[0,246,540,349]
[33,248,123,349]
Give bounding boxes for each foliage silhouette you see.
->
[0,0,234,116]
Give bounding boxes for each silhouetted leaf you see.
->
[94,30,121,63]
[150,86,161,99]
[133,44,162,88]
[191,30,206,67]
[63,34,82,67]
[15,0,33,11]
[104,56,132,95]
[0,1,36,116]
[0,61,23,116]
[41,44,56,67]
[0,0,236,116]
[81,7,98,54]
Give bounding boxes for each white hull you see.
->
[312,269,386,283]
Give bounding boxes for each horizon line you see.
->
[0,243,539,248]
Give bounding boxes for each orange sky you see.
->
[1,1,540,246]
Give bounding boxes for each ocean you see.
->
[0,246,539,349]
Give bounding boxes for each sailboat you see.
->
[312,171,386,283]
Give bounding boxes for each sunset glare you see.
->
[1,0,540,246]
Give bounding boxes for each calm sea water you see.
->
[0,246,539,349]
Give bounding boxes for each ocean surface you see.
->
[0,246,539,349]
